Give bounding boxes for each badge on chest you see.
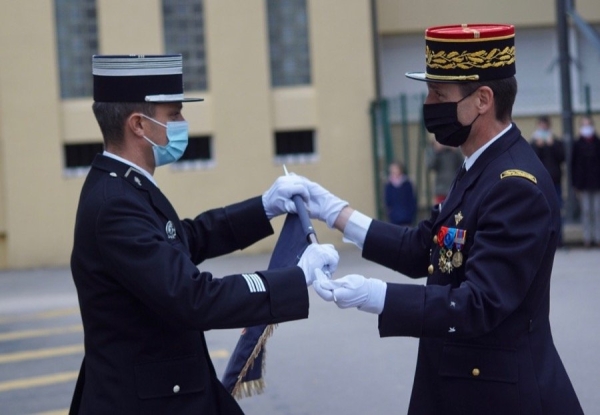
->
[429,210,467,275]
[165,220,177,240]
[436,226,467,273]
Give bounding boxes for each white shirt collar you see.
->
[102,151,158,187]
[463,123,512,171]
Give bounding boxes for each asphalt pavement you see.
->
[0,245,598,415]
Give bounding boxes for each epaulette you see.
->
[123,167,146,188]
[500,169,537,184]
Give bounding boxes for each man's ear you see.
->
[127,113,145,137]
[476,86,494,114]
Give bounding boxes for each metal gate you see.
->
[369,93,429,221]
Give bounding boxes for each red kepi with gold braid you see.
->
[406,23,515,83]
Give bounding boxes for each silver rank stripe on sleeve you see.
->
[242,273,266,293]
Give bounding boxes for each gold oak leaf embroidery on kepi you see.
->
[426,46,515,70]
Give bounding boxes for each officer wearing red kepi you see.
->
[305,24,584,414]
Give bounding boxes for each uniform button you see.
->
[173,385,180,393]
[428,265,434,275]
[109,172,117,177]
[471,368,480,377]
[433,235,438,244]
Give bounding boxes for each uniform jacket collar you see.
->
[91,155,186,246]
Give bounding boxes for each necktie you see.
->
[441,164,466,210]
[456,164,467,182]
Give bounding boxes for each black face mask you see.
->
[423,92,480,147]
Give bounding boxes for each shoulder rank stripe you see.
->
[500,169,537,184]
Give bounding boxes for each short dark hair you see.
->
[537,115,551,127]
[92,102,155,147]
[459,76,517,123]
[390,160,405,175]
[580,115,594,126]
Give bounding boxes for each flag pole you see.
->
[283,165,318,244]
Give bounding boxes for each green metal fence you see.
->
[371,85,599,227]
[370,93,429,222]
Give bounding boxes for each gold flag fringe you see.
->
[231,323,277,400]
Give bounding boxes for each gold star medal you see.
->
[454,211,463,226]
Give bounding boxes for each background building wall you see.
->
[0,1,66,269]
[0,0,375,269]
[377,1,600,115]
[1,0,598,269]
[377,0,600,34]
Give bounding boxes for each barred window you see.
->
[64,142,103,168]
[171,136,214,171]
[55,0,98,99]
[274,130,317,165]
[162,0,207,91]
[63,142,103,177]
[267,0,311,87]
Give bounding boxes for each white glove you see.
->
[301,178,348,228]
[262,175,309,220]
[312,270,387,314]
[297,244,339,286]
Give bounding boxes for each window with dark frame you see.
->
[64,142,104,169]
[275,130,315,156]
[176,136,212,162]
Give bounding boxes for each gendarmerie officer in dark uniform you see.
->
[305,25,584,414]
[69,54,338,415]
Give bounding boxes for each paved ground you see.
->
[0,244,598,414]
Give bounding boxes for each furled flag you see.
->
[221,213,311,398]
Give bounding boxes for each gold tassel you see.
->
[231,324,277,400]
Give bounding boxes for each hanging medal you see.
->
[437,227,449,272]
[452,229,466,268]
[437,227,447,260]
[443,227,456,273]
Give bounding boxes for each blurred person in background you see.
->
[426,139,464,206]
[571,115,600,248]
[531,115,565,245]
[384,161,417,226]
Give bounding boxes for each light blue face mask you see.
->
[141,114,189,167]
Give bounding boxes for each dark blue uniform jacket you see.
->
[363,126,583,415]
[69,155,308,414]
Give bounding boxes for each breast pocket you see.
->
[135,355,206,414]
[438,343,519,415]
